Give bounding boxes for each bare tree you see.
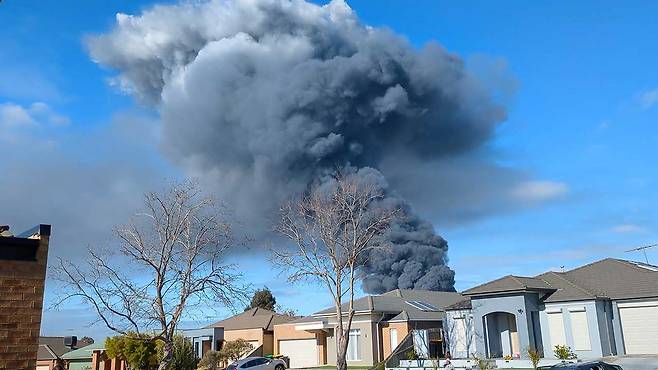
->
[272,173,400,370]
[54,181,247,370]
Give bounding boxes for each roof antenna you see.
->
[625,244,657,264]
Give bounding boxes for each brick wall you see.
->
[0,228,50,370]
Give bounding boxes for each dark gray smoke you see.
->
[87,0,507,293]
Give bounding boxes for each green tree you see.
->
[218,339,254,362]
[105,333,159,370]
[245,287,276,311]
[167,335,197,370]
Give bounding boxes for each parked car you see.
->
[547,361,623,370]
[227,357,287,370]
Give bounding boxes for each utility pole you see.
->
[625,244,657,264]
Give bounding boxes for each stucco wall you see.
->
[273,323,326,364]
[539,300,603,359]
[382,322,409,359]
[224,328,267,353]
[471,294,536,359]
[595,300,616,356]
[610,301,626,355]
[326,321,377,366]
[445,309,477,359]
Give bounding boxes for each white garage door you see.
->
[279,339,317,369]
[619,302,658,354]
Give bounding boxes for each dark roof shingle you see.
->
[206,308,296,331]
[463,258,658,303]
[463,275,555,296]
[311,289,464,321]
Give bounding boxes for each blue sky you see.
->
[2,0,658,339]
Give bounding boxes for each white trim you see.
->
[386,318,442,323]
[617,300,658,308]
[311,310,375,318]
[546,308,563,314]
[567,307,586,312]
[294,321,331,331]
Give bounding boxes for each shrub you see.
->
[527,347,541,370]
[472,354,494,370]
[168,335,198,370]
[218,339,254,362]
[199,351,223,370]
[553,345,577,360]
[405,349,418,361]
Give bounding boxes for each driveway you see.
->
[602,355,658,370]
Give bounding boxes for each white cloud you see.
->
[611,224,646,234]
[0,103,37,127]
[28,102,70,126]
[0,101,70,130]
[638,89,658,110]
[510,180,569,203]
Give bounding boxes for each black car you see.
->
[544,361,623,370]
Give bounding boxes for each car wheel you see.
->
[275,364,285,370]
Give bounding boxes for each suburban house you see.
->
[183,307,297,359]
[37,336,93,370]
[445,258,658,360]
[0,224,51,370]
[61,342,126,370]
[273,289,464,368]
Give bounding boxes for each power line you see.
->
[624,244,658,264]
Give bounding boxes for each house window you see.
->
[570,310,591,351]
[347,329,361,361]
[547,311,567,347]
[390,328,398,351]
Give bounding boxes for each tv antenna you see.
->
[625,244,657,264]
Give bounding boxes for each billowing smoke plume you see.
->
[88,0,506,293]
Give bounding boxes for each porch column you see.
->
[474,312,487,358]
[514,311,531,359]
[110,358,121,370]
[103,356,112,370]
[317,332,327,365]
[610,301,626,355]
[92,350,101,370]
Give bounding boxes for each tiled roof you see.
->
[61,342,105,360]
[542,258,658,302]
[206,308,297,331]
[37,345,58,360]
[310,289,464,321]
[37,337,77,359]
[462,258,658,303]
[444,298,472,311]
[463,275,555,296]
